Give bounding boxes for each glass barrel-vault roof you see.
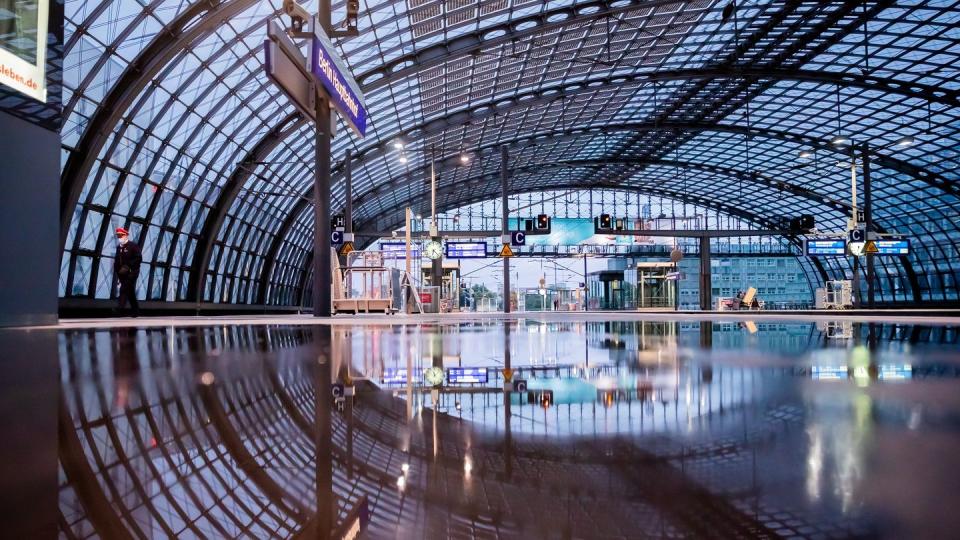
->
[59,0,960,307]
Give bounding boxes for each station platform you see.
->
[46,309,960,330]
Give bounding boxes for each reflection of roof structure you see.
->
[58,1,960,310]
[63,323,953,538]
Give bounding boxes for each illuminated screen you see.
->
[381,368,422,385]
[805,239,846,256]
[447,367,488,384]
[0,0,49,102]
[445,242,487,259]
[379,242,420,259]
[875,239,910,255]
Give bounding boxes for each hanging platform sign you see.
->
[310,21,367,137]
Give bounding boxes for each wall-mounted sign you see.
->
[874,238,910,255]
[311,23,367,137]
[445,241,487,259]
[447,367,488,384]
[806,239,846,256]
[0,0,50,102]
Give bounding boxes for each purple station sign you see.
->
[311,29,367,137]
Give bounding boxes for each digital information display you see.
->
[0,0,49,102]
[445,241,487,259]
[806,239,846,256]
[381,368,422,385]
[447,367,488,384]
[379,242,420,259]
[875,239,910,255]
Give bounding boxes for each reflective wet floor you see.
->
[7,316,960,538]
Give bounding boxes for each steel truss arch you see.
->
[59,0,264,244]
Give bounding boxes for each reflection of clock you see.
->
[423,366,445,387]
[425,240,443,260]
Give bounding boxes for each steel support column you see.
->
[501,146,510,313]
[699,236,712,311]
[863,142,875,308]
[313,95,332,317]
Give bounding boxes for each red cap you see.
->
[116,227,128,236]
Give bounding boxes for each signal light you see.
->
[536,214,549,230]
[599,214,612,230]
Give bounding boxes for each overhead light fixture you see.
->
[399,154,408,164]
[393,141,404,150]
[798,150,814,159]
[893,135,915,148]
[830,135,851,146]
[459,153,470,164]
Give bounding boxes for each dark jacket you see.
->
[115,241,142,279]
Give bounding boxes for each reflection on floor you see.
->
[34,317,960,537]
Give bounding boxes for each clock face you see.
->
[848,241,865,256]
[424,366,445,387]
[425,240,443,260]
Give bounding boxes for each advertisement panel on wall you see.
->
[0,0,49,102]
[523,218,676,246]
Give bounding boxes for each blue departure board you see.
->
[806,239,846,256]
[379,242,420,259]
[447,367,488,384]
[875,239,910,255]
[445,242,487,259]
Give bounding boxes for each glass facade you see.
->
[56,1,960,307]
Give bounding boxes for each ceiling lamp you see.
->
[399,154,408,164]
[459,153,470,164]
[830,135,851,146]
[893,135,915,148]
[393,141,404,150]
[798,150,814,159]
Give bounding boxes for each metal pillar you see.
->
[313,3,333,317]
[699,236,712,311]
[338,148,352,269]
[313,96,332,317]
[862,142,874,308]
[849,149,861,309]
[501,146,511,313]
[430,159,442,288]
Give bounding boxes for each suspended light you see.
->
[399,154,408,164]
[393,141,405,150]
[798,150,814,159]
[459,153,470,164]
[830,135,851,146]
[893,135,915,148]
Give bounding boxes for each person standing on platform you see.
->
[114,227,142,317]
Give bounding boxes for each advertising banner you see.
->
[0,0,49,102]
[523,218,676,246]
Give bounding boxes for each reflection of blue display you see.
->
[879,364,912,380]
[379,242,420,259]
[806,239,846,256]
[811,366,848,380]
[875,239,910,255]
[445,242,487,259]
[447,367,488,384]
[381,368,421,385]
